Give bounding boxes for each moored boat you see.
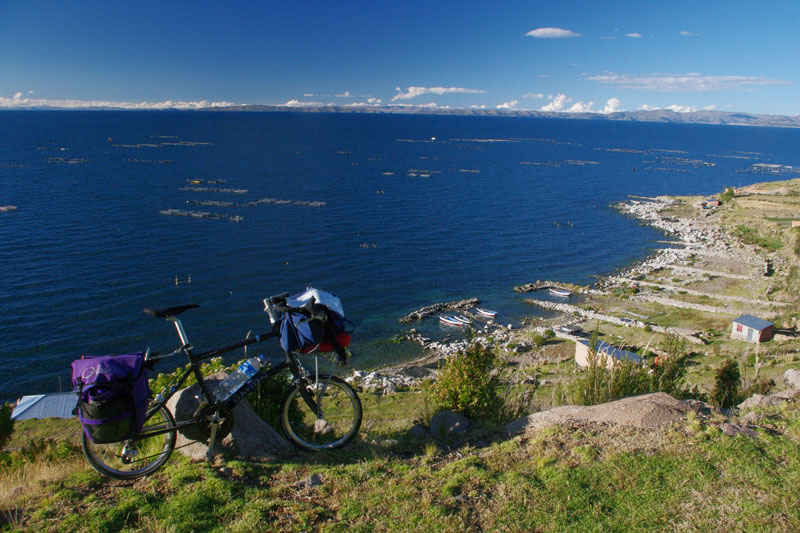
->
[453,314,471,324]
[476,307,497,318]
[549,288,571,297]
[439,315,463,326]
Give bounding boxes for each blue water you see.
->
[2,111,799,399]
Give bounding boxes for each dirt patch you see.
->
[505,392,698,435]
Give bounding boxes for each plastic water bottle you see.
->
[216,355,267,402]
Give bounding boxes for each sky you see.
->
[1,0,799,115]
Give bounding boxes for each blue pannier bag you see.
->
[279,288,353,354]
[71,352,149,444]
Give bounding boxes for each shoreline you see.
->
[370,179,799,392]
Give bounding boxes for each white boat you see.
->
[439,315,463,326]
[476,308,497,318]
[453,314,471,324]
[549,288,571,297]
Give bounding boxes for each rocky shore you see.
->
[369,185,798,395]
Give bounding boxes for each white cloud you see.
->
[680,30,693,36]
[470,104,486,109]
[336,91,352,97]
[523,92,544,99]
[601,97,621,113]
[567,101,595,113]
[541,93,570,111]
[497,100,518,109]
[525,27,581,38]
[703,104,716,111]
[392,86,485,101]
[588,72,791,92]
[387,102,444,109]
[626,33,642,38]
[665,104,696,113]
[343,98,383,107]
[639,104,696,113]
[0,93,236,110]
[540,93,619,114]
[282,99,326,107]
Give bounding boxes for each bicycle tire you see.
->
[281,375,362,451]
[82,404,177,480]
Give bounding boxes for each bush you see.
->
[0,403,13,448]
[544,329,555,339]
[710,359,742,409]
[532,335,547,347]
[643,324,652,332]
[428,344,502,422]
[248,370,300,430]
[573,333,692,406]
[719,187,734,203]
[743,377,775,397]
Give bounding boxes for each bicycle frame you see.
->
[138,315,336,440]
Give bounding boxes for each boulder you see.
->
[784,369,800,390]
[165,372,292,460]
[430,410,471,436]
[736,388,800,410]
[505,392,695,435]
[720,423,758,439]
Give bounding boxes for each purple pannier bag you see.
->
[71,352,149,444]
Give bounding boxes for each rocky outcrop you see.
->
[166,373,292,460]
[399,298,481,322]
[785,369,800,390]
[737,388,800,410]
[505,392,699,435]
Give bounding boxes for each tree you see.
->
[711,359,742,409]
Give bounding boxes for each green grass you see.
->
[5,392,800,532]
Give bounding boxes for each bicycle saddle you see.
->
[143,304,199,318]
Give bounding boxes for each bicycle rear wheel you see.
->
[82,405,176,480]
[281,375,362,451]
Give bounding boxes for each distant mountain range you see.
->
[208,104,800,128]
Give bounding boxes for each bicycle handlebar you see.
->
[266,293,327,324]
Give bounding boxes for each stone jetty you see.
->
[399,298,481,323]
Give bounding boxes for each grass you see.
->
[4,399,800,531]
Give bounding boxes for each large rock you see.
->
[505,392,695,435]
[165,372,292,460]
[784,369,800,390]
[430,410,471,436]
[738,387,800,410]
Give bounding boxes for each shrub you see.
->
[710,359,742,409]
[0,403,13,448]
[247,370,300,430]
[149,356,229,394]
[544,329,555,339]
[643,324,652,332]
[743,377,775,397]
[532,335,547,347]
[719,187,734,203]
[574,333,692,406]
[428,344,501,422]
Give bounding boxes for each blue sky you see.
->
[1,0,798,114]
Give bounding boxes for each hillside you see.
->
[209,105,800,129]
[2,389,799,531]
[4,177,800,531]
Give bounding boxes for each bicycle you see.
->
[81,292,363,480]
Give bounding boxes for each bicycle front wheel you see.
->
[82,405,177,480]
[281,375,362,451]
